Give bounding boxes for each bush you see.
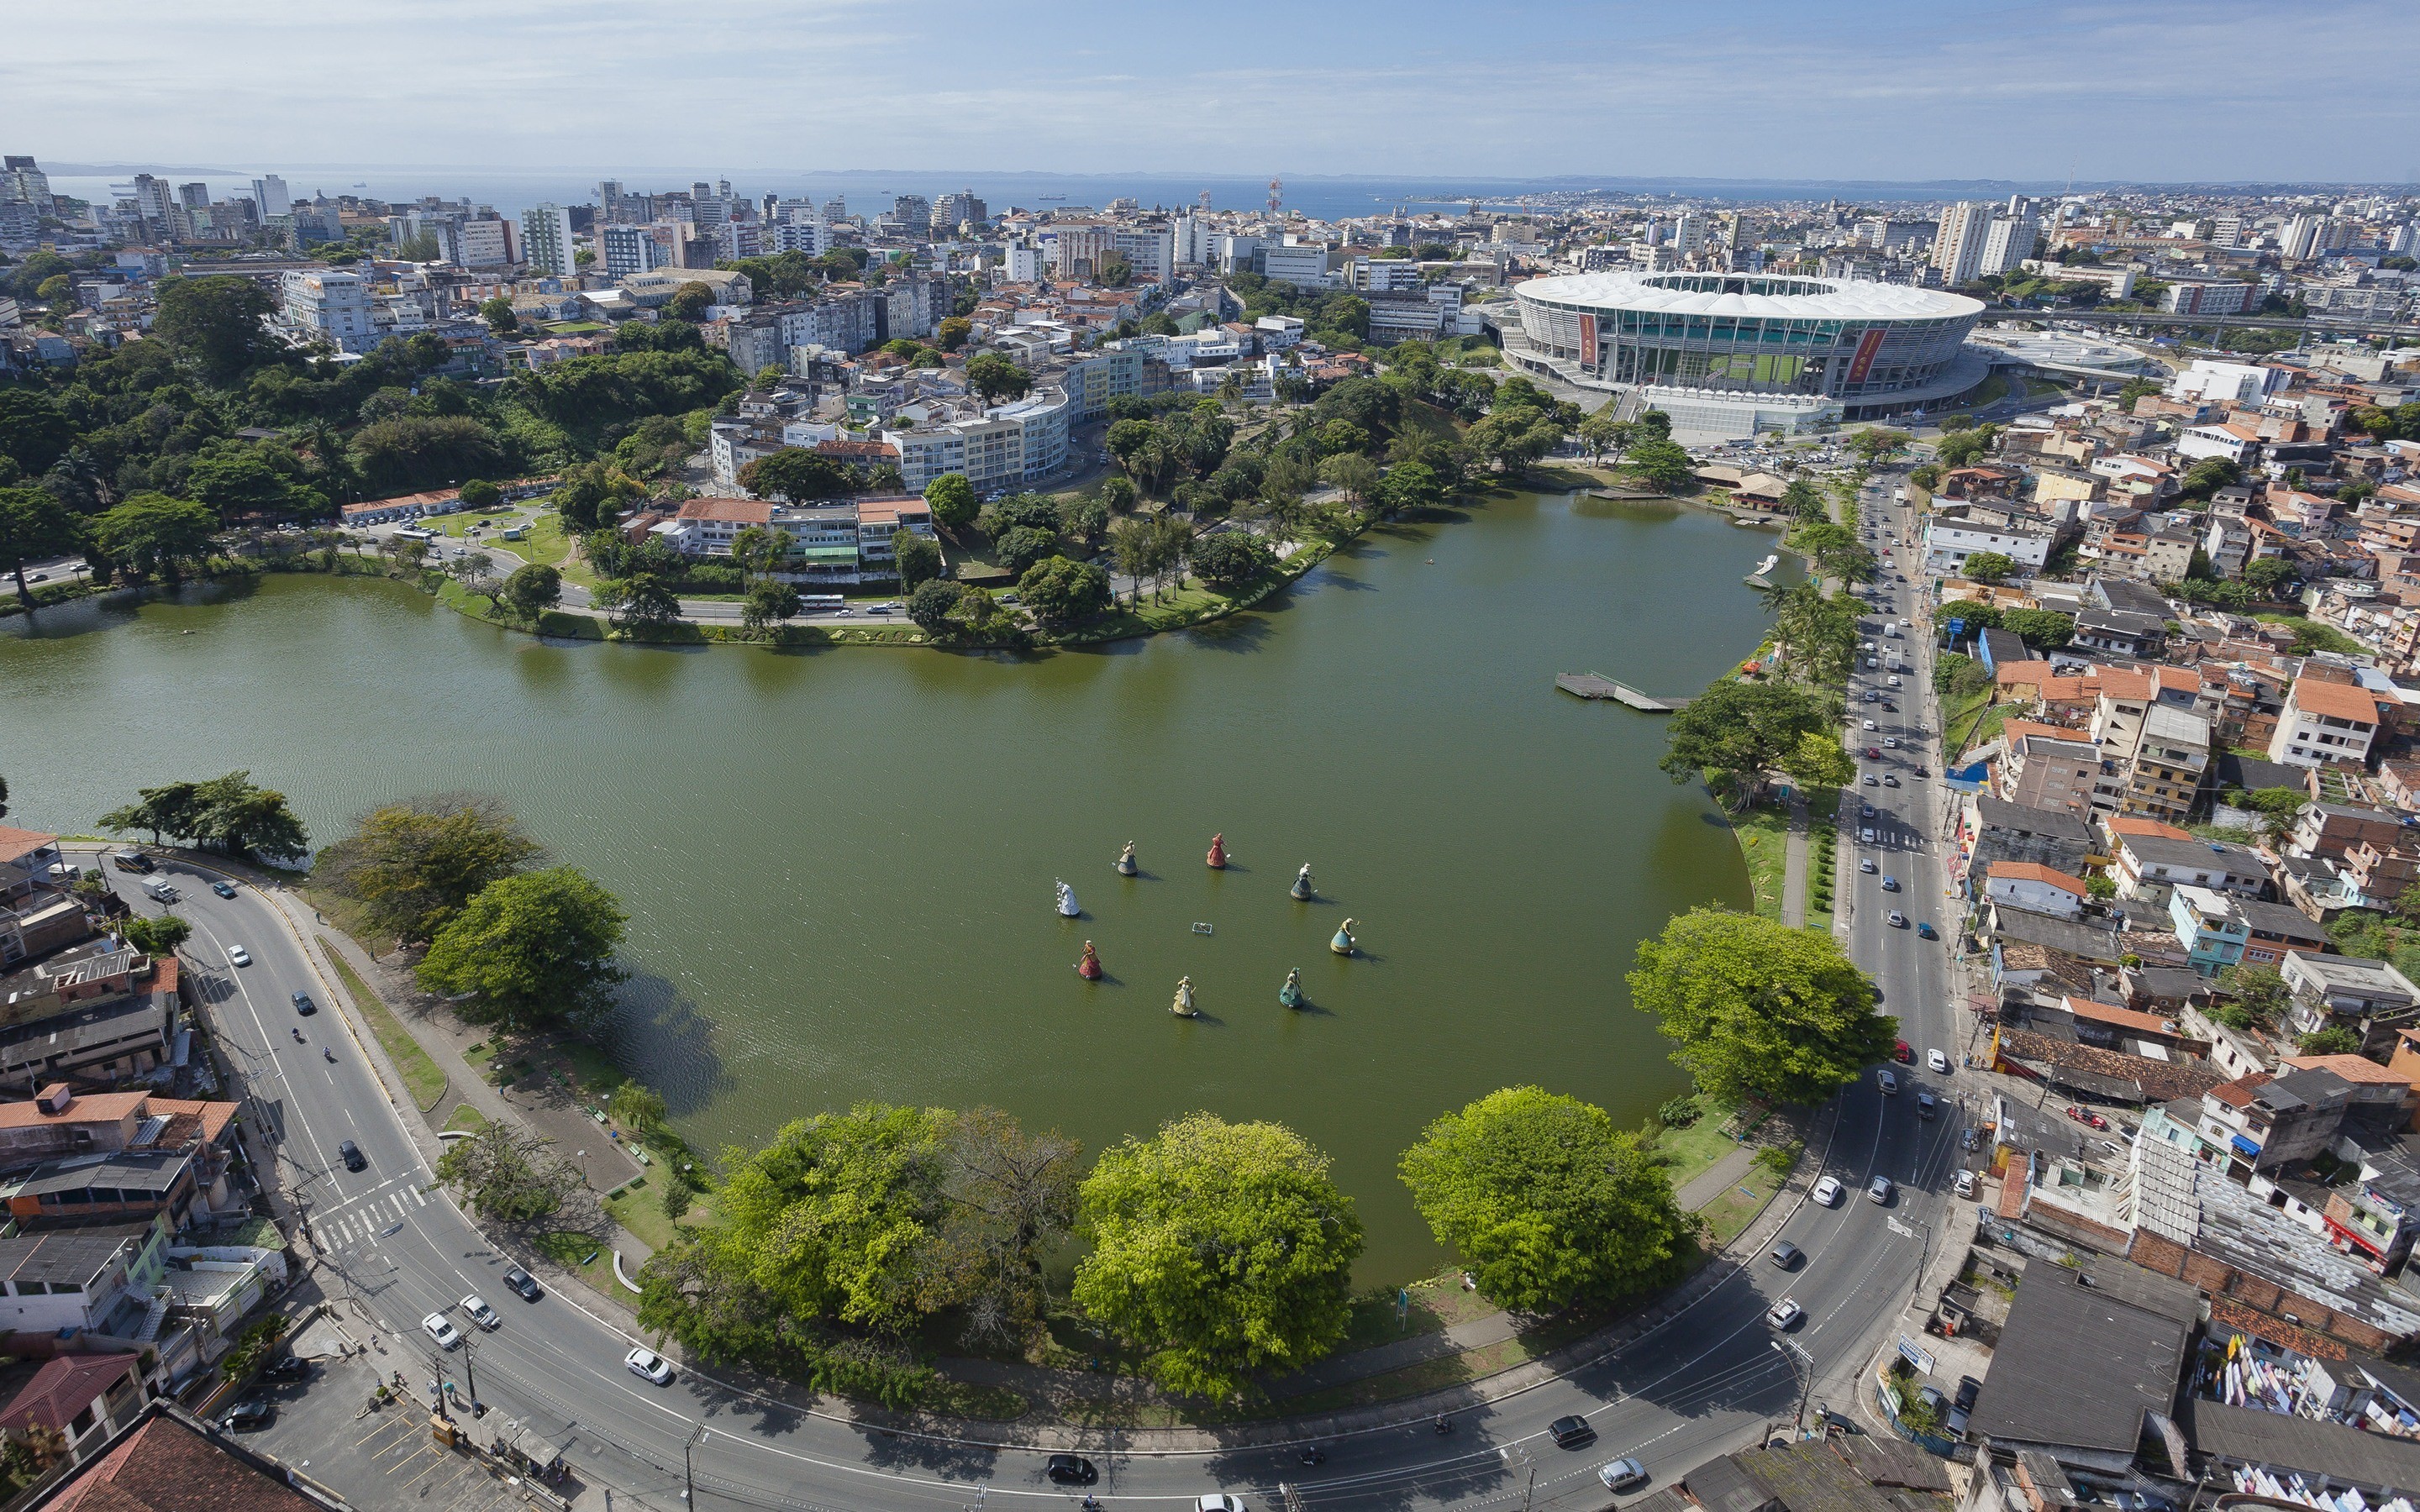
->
[1753,1141,1803,1183]
[1657,1096,1701,1129]
[660,1173,694,1221]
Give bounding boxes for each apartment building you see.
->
[655,496,934,584]
[1921,508,2054,579]
[277,268,377,354]
[2108,829,2266,906]
[2168,885,2331,974]
[1996,721,2101,816]
[518,202,575,276]
[2268,675,2383,769]
[882,386,1071,493]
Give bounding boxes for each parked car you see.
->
[292,992,316,1016]
[1954,1376,1982,1413]
[260,1356,310,1383]
[1928,1048,1949,1074]
[461,1295,500,1331]
[502,1266,543,1302]
[222,1398,274,1432]
[2065,1105,2109,1131]
[1549,1415,1596,1448]
[211,880,238,899]
[1961,1127,1979,1152]
[1770,1241,1804,1271]
[1868,1175,1896,1204]
[227,946,252,967]
[1767,1297,1804,1330]
[1882,774,1900,787]
[1047,1455,1098,1486]
[423,1313,462,1350]
[1954,1169,1978,1199]
[1599,1457,1650,1494]
[626,1347,674,1385]
[1197,1496,1249,1512]
[339,1140,366,1172]
[1811,1176,1844,1206]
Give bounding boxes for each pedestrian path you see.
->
[1780,795,1811,927]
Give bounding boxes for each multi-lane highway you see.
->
[86,470,1976,1509]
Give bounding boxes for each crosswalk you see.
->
[318,1184,431,1249]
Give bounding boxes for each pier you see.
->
[1555,673,1693,711]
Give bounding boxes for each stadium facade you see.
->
[1507,272,1990,437]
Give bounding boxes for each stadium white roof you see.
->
[1517,273,1983,322]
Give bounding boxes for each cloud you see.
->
[3,0,2411,181]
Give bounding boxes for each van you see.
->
[142,879,178,904]
[110,851,152,874]
[1916,1090,1939,1118]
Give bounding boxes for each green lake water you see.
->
[0,491,1791,1280]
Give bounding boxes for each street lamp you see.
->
[1499,1444,1536,1512]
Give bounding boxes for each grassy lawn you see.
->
[323,952,448,1111]
[1940,681,2007,760]
[534,1229,616,1293]
[1697,1179,1776,1247]
[442,1104,489,1135]
[602,1178,692,1254]
[489,512,571,567]
[1805,787,1841,933]
[1731,798,1792,923]
[1651,1094,1744,1196]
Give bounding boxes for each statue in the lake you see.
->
[1055,879,1081,917]
[1278,968,1303,1009]
[1330,918,1358,956]
[1115,842,1138,876]
[1077,941,1102,981]
[1291,864,1315,900]
[1171,975,1198,1017]
[1206,833,1227,869]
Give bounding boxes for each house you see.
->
[2167,885,2332,974]
[1961,1257,2198,1475]
[0,1150,197,1231]
[0,944,182,1089]
[1,827,87,969]
[2107,830,2267,906]
[1995,722,2101,817]
[24,1401,354,1510]
[2282,951,2420,1058]
[2195,1067,2354,1173]
[2285,800,2409,862]
[0,1351,149,1470]
[1961,795,2095,882]
[1984,861,2089,918]
[0,1088,243,1212]
[0,1221,172,1339]
[2268,675,2383,770]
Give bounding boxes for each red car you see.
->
[1894,1040,1912,1063]
[2065,1105,2109,1131]
[1865,746,1882,759]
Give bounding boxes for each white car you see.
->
[1860,718,1877,730]
[461,1295,500,1331]
[1928,1048,1950,1074]
[227,946,252,968]
[1197,1498,1249,1512]
[1955,1169,1978,1199]
[626,1347,675,1385]
[1767,1297,1804,1330]
[1810,1175,1844,1207]
[423,1313,462,1350]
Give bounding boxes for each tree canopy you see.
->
[1073,1114,1363,1399]
[1400,1086,1690,1312]
[1660,678,1839,806]
[100,771,308,860]
[413,866,628,1032]
[315,794,544,944]
[1628,907,1897,1106]
[739,447,858,503]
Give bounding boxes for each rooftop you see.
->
[1964,1258,2197,1454]
[1990,862,2089,897]
[0,1352,138,1437]
[2288,676,2383,725]
[1517,270,1985,322]
[1972,795,2095,841]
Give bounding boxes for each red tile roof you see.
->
[1991,862,2090,897]
[0,826,56,867]
[2060,995,2178,1037]
[46,1409,326,1512]
[0,1352,138,1436]
[2288,677,2381,725]
[674,498,773,525]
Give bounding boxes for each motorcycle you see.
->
[1299,1446,1327,1467]
[1434,1415,1451,1436]
[292,1027,304,1043]
[323,1047,336,1063]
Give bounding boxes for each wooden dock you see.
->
[1555,673,1693,711]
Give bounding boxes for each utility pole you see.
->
[1500,1444,1536,1512]
[683,1423,707,1504]
[1772,1337,1816,1439]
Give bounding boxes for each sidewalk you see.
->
[1780,795,1812,928]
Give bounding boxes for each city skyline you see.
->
[6,0,2417,183]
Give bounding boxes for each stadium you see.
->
[1505,271,1990,437]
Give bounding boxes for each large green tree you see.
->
[965,353,1031,405]
[738,448,856,503]
[1660,678,1837,806]
[316,795,544,943]
[1400,1086,1690,1312]
[1628,908,1897,1106]
[497,563,563,622]
[1623,438,1694,493]
[100,770,308,860]
[92,493,218,580]
[0,486,80,607]
[923,472,977,533]
[151,275,280,382]
[1016,555,1110,624]
[893,532,942,592]
[413,866,628,1032]
[1073,1114,1363,1399]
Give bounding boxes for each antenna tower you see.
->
[1197,189,1212,212]
[1267,177,1283,217]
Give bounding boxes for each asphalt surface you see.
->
[90,478,1972,1509]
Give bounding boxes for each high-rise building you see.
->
[819,197,845,228]
[250,174,291,219]
[2208,213,2244,249]
[1671,212,1706,257]
[933,192,986,233]
[892,194,932,237]
[519,203,576,276]
[2281,213,2332,261]
[601,222,666,278]
[2,155,52,215]
[1932,201,1996,286]
[280,268,378,354]
[1980,207,2039,276]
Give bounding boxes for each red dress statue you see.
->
[1076,941,1102,980]
[1206,832,1227,869]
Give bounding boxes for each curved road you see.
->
[102,474,1966,1509]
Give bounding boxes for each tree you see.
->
[1999,608,2075,650]
[120,913,192,955]
[1097,255,1134,288]
[1100,475,1139,515]
[908,578,965,632]
[2179,455,2237,500]
[458,478,502,508]
[0,486,79,607]
[1074,1114,1363,1399]
[2214,964,2291,1026]
[317,795,544,944]
[1623,438,1694,494]
[92,493,218,580]
[917,1107,1084,1346]
[739,448,855,504]
[1781,730,1857,789]
[731,524,790,581]
[436,1121,585,1223]
[740,579,802,638]
[610,1082,667,1132]
[1659,678,1835,807]
[597,572,681,631]
[1848,429,1913,465]
[1191,531,1275,588]
[498,562,562,622]
[965,352,1031,405]
[1017,555,1111,625]
[2117,377,2160,410]
[934,317,971,352]
[2240,556,2296,598]
[552,464,643,532]
[2299,1026,2361,1057]
[1779,479,1828,524]
[993,525,1058,580]
[923,472,978,533]
[414,866,629,1032]
[479,296,519,335]
[1317,452,1381,506]
[1579,407,1632,465]
[894,532,942,593]
[1379,459,1444,515]
[2238,786,2307,843]
[1962,552,2016,585]
[664,282,717,323]
[1628,908,1897,1106]
[1400,1086,1689,1312]
[152,275,280,381]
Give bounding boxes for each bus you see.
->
[395,527,439,543]
[798,595,847,615]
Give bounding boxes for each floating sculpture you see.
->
[1077,941,1102,981]
[1206,833,1227,869]
[1055,879,1080,918]
[1290,864,1315,900]
[1278,968,1303,1009]
[1330,918,1358,956]
[1171,975,1198,1017]
[1114,842,1138,876]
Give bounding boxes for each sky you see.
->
[6,0,2417,186]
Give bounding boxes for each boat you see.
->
[1278,968,1303,1009]
[1055,879,1080,918]
[1205,833,1227,869]
[1330,918,1358,956]
[1114,841,1137,876]
[1076,941,1102,980]
[1290,864,1315,900]
[1171,975,1197,1017]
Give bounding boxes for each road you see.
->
[95,484,1972,1509]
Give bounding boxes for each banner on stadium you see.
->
[1578,313,1597,367]
[1846,326,1886,385]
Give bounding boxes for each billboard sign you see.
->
[1578,312,1597,367]
[1846,326,1886,385]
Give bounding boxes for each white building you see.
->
[881,387,1071,494]
[2167,359,2281,405]
[249,174,290,219]
[1921,512,2053,579]
[1260,244,1331,290]
[1979,211,2038,276]
[279,268,378,354]
[2267,676,2382,769]
[1932,202,1996,286]
[1003,244,1045,283]
[518,203,576,276]
[2175,422,2264,467]
[455,217,513,269]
